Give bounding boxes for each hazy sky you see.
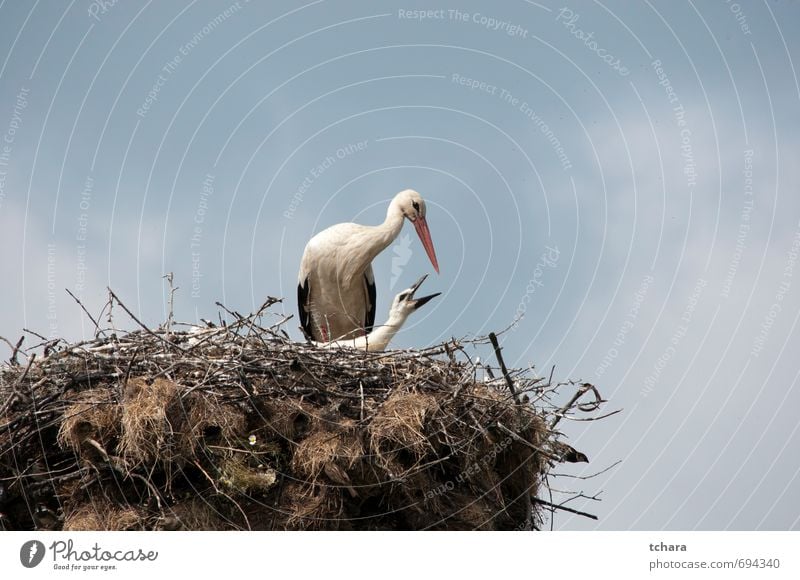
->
[1,0,798,530]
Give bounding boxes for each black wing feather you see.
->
[365,273,376,334]
[297,277,314,341]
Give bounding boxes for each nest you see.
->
[0,295,609,531]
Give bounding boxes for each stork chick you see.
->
[317,275,440,352]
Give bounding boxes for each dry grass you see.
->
[369,391,438,463]
[58,387,121,454]
[63,497,143,531]
[119,377,178,464]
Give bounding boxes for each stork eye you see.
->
[398,292,410,301]
[412,201,420,212]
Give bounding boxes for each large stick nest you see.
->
[0,296,608,530]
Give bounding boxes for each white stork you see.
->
[297,189,439,342]
[318,275,440,351]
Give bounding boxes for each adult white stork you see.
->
[298,189,439,342]
[318,275,440,351]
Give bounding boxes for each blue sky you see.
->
[1,0,799,530]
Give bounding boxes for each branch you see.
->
[65,288,103,337]
[550,382,602,428]
[552,460,622,480]
[496,421,561,462]
[162,272,177,339]
[532,497,598,520]
[0,335,25,365]
[488,332,517,401]
[107,288,185,353]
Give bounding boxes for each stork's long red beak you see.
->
[413,216,440,274]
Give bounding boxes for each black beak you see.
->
[411,292,441,310]
[407,274,441,310]
[409,274,429,293]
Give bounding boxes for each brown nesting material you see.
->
[0,298,609,531]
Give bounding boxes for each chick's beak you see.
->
[406,274,441,310]
[411,292,441,310]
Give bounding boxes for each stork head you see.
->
[392,189,440,274]
[389,274,441,321]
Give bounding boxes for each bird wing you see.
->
[364,264,376,334]
[297,276,314,340]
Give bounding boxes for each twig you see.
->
[532,497,598,520]
[269,314,293,331]
[84,438,111,462]
[107,288,185,353]
[551,382,598,428]
[489,332,531,527]
[103,289,115,331]
[163,272,177,339]
[444,341,456,364]
[122,347,140,390]
[23,328,48,342]
[558,409,622,422]
[215,301,244,322]
[496,421,560,462]
[13,353,36,392]
[127,472,164,510]
[359,380,365,422]
[0,335,25,365]
[399,454,452,479]
[65,288,103,337]
[559,491,603,505]
[552,460,621,480]
[0,355,36,415]
[488,332,517,401]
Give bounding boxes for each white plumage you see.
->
[317,275,440,351]
[297,189,439,342]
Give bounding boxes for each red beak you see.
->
[413,216,440,274]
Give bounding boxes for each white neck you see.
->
[319,308,410,352]
[337,195,407,286]
[368,198,406,258]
